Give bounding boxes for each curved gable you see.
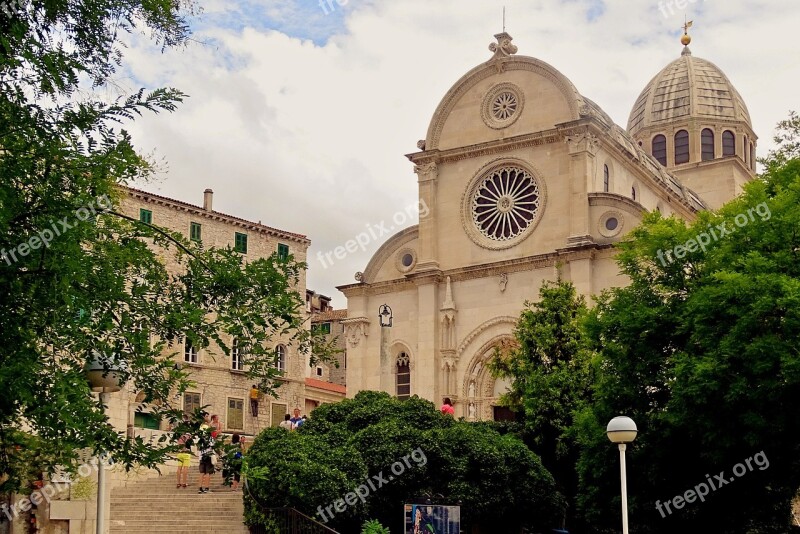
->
[426,49,585,151]
[361,226,419,284]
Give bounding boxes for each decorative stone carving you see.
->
[413,162,438,181]
[499,273,508,292]
[417,139,426,150]
[468,380,476,398]
[481,82,524,130]
[565,130,600,155]
[354,271,363,282]
[468,402,476,420]
[341,317,369,347]
[488,32,518,60]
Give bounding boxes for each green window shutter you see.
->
[134,412,161,430]
[139,209,152,224]
[277,243,289,260]
[190,222,202,242]
[234,232,248,253]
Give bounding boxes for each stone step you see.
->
[110,462,248,532]
[110,527,248,533]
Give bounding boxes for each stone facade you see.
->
[118,186,312,435]
[15,186,318,534]
[310,309,348,387]
[338,33,754,421]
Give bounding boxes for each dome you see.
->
[627,47,751,137]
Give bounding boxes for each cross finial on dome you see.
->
[489,32,518,60]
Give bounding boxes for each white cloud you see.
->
[120,0,800,306]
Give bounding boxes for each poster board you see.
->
[403,504,461,534]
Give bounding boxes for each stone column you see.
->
[414,162,439,272]
[565,130,597,246]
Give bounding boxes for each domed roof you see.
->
[627,46,751,136]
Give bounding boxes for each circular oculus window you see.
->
[481,83,525,129]
[470,166,541,245]
[395,248,417,273]
[598,211,624,238]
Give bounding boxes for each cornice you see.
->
[123,186,310,246]
[339,245,615,297]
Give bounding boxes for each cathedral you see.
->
[338,30,757,420]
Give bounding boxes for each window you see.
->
[139,209,152,224]
[603,164,610,192]
[396,352,410,400]
[722,130,736,156]
[271,403,287,427]
[234,232,248,253]
[313,322,331,335]
[750,143,756,170]
[343,351,347,370]
[316,366,323,377]
[227,398,244,430]
[231,338,244,371]
[190,222,202,242]
[277,243,290,260]
[134,412,161,430]
[674,130,690,164]
[184,338,198,363]
[631,187,637,202]
[275,344,286,373]
[701,128,715,161]
[184,393,201,414]
[652,134,667,166]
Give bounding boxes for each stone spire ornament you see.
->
[489,32,518,60]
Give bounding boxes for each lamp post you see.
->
[607,415,638,534]
[85,351,126,534]
[378,305,392,392]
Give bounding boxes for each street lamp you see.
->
[607,415,637,534]
[378,304,393,327]
[378,304,392,392]
[85,351,127,534]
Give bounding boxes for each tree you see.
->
[244,391,564,533]
[490,279,592,530]
[0,0,334,492]
[575,114,800,532]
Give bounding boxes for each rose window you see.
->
[471,167,540,241]
[492,92,518,120]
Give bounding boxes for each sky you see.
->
[120,0,800,307]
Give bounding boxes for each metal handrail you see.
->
[248,507,340,534]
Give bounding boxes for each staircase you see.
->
[109,468,248,533]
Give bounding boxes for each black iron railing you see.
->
[248,507,340,534]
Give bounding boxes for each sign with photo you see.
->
[403,504,460,534]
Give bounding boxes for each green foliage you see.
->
[575,114,800,532]
[0,0,337,492]
[245,391,564,533]
[489,280,591,529]
[360,519,390,534]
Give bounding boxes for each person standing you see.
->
[279,413,293,430]
[175,434,191,488]
[197,420,216,494]
[290,408,303,430]
[249,385,260,417]
[228,433,243,491]
[440,397,455,416]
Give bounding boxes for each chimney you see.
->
[203,188,213,211]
